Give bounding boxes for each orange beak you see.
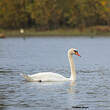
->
[75,52,81,57]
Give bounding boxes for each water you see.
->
[0,37,110,110]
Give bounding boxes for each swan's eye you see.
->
[74,49,78,53]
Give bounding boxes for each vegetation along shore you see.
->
[1,26,110,37]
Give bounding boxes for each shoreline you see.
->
[1,27,110,37]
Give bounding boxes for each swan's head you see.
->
[68,48,80,56]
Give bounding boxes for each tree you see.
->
[0,0,29,29]
[29,0,62,30]
[63,0,110,28]
[0,0,110,30]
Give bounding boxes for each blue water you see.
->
[0,37,110,110]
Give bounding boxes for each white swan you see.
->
[22,48,80,82]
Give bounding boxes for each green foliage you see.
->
[29,0,62,30]
[64,0,110,28]
[0,0,29,29]
[0,0,110,30]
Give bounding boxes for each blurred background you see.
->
[0,0,110,37]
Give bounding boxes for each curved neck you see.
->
[68,53,76,81]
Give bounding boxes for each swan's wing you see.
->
[28,72,68,82]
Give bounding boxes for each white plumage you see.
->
[22,72,69,82]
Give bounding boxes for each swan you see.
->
[22,48,80,82]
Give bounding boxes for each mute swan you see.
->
[22,48,80,82]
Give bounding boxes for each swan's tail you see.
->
[21,73,33,81]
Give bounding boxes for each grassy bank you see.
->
[1,26,110,37]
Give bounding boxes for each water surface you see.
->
[0,37,110,110]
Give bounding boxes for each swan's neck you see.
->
[68,54,76,81]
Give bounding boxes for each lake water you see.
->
[0,36,110,110]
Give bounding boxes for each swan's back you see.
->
[23,72,69,82]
